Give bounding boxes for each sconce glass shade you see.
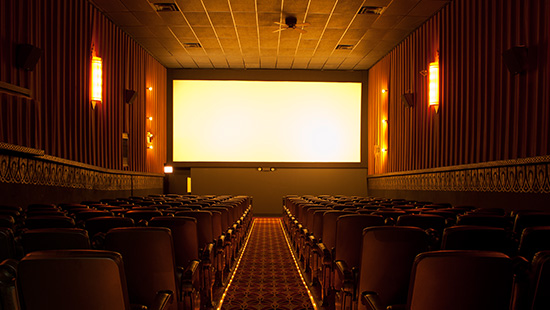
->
[429,61,439,111]
[91,56,102,105]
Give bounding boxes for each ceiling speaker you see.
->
[15,44,42,71]
[401,92,414,108]
[124,89,137,104]
[503,46,528,75]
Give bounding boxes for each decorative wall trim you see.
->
[0,153,163,191]
[368,156,550,194]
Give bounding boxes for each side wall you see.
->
[367,0,550,209]
[0,0,167,205]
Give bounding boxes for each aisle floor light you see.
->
[429,61,439,112]
[91,56,102,109]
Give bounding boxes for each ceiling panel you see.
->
[90,0,450,70]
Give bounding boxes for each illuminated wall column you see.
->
[380,88,389,173]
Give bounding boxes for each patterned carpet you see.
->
[219,218,316,310]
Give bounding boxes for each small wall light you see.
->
[382,119,388,125]
[381,148,388,152]
[147,86,153,91]
[428,61,439,112]
[164,165,173,174]
[147,116,153,121]
[91,56,102,108]
[381,89,388,93]
[147,131,154,149]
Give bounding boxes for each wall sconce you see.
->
[147,86,153,91]
[147,116,153,121]
[381,89,388,94]
[147,131,154,149]
[382,119,388,125]
[257,167,276,172]
[91,56,102,109]
[164,165,173,174]
[381,148,388,152]
[428,61,439,113]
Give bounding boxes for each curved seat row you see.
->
[283,195,550,310]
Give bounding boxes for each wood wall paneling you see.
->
[368,0,550,175]
[0,0,167,174]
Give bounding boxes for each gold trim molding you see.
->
[0,154,163,191]
[368,155,550,193]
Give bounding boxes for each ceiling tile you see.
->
[257,0,282,13]
[326,13,355,28]
[192,26,216,37]
[183,12,211,26]
[202,0,231,12]
[175,0,204,12]
[395,15,428,30]
[106,12,142,26]
[283,0,309,13]
[119,0,152,12]
[321,28,346,40]
[209,12,234,27]
[159,12,188,25]
[123,26,155,38]
[333,0,364,14]
[409,0,449,17]
[233,12,257,27]
[204,48,225,56]
[170,26,196,39]
[229,0,256,12]
[199,38,222,49]
[341,28,368,41]
[308,0,337,14]
[364,0,393,6]
[304,14,330,27]
[258,13,281,26]
[237,27,258,40]
[371,15,405,29]
[349,15,379,30]
[133,12,166,25]
[90,0,128,12]
[382,29,410,42]
[384,0,421,15]
[216,27,239,39]
[147,26,176,38]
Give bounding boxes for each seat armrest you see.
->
[201,243,215,262]
[361,291,386,310]
[150,290,173,310]
[317,242,330,258]
[308,234,317,244]
[335,260,351,278]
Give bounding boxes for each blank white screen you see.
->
[173,80,361,163]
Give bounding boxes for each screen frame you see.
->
[167,69,368,168]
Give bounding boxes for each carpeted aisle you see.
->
[219,218,316,310]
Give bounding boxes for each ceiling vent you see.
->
[151,3,180,12]
[336,44,354,50]
[183,43,202,48]
[358,6,386,15]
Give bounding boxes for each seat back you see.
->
[175,211,214,248]
[17,250,130,310]
[124,210,163,223]
[0,228,16,261]
[518,226,550,261]
[321,211,355,251]
[149,216,200,266]
[84,216,135,238]
[104,227,178,310]
[441,225,513,254]
[21,228,90,254]
[24,216,75,229]
[456,214,511,229]
[530,250,550,310]
[358,227,428,309]
[335,214,385,268]
[514,213,550,236]
[408,250,513,310]
[396,214,446,232]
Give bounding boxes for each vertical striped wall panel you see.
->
[367,0,549,174]
[0,0,167,173]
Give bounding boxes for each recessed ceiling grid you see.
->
[89,0,451,70]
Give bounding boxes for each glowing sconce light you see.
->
[164,165,173,174]
[429,61,439,112]
[147,86,153,91]
[91,56,102,109]
[381,89,388,94]
[147,116,153,121]
[187,177,192,193]
[147,131,154,149]
[382,119,388,125]
[381,147,388,152]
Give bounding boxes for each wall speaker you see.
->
[15,44,42,71]
[503,46,528,74]
[124,89,137,104]
[401,92,414,108]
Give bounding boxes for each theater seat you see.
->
[518,226,550,261]
[527,250,550,310]
[441,225,515,255]
[104,227,179,310]
[381,250,514,310]
[16,249,172,310]
[359,227,428,310]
